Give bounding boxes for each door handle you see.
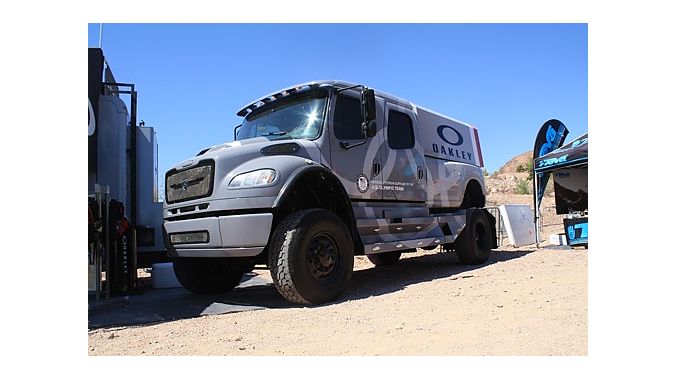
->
[417,165,424,180]
[372,161,381,177]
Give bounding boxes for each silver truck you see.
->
[163,80,497,304]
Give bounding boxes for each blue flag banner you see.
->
[532,119,569,208]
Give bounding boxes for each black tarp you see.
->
[89,48,119,181]
[534,133,588,173]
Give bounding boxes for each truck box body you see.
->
[413,106,485,209]
[416,106,483,167]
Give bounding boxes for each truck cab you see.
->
[163,80,496,304]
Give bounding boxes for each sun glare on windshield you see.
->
[307,110,318,123]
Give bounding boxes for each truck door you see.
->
[381,102,427,203]
[328,89,385,201]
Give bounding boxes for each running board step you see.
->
[364,237,444,254]
[359,211,469,254]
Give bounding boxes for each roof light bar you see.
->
[236,83,322,117]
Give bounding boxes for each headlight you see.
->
[228,169,276,188]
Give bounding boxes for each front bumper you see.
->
[163,213,273,258]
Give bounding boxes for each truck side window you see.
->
[333,95,364,140]
[387,110,414,149]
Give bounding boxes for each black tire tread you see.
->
[268,210,313,304]
[268,209,353,305]
[455,210,492,265]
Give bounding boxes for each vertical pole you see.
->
[104,187,110,299]
[130,229,138,292]
[498,210,503,247]
[130,88,137,226]
[98,23,103,49]
[534,173,540,248]
[129,89,138,288]
[95,192,102,303]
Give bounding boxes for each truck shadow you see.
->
[88,249,533,329]
[88,273,288,329]
[340,249,534,303]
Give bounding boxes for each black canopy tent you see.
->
[535,133,588,173]
[533,132,588,246]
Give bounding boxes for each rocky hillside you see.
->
[495,151,532,175]
[484,150,555,210]
[485,151,533,195]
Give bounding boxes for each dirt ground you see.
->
[89,189,586,356]
[88,243,587,355]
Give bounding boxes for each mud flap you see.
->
[483,209,498,249]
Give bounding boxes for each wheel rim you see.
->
[306,232,339,280]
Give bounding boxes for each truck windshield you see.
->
[237,92,328,141]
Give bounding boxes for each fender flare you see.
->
[272,164,361,252]
[272,165,347,208]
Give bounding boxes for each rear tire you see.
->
[367,252,402,266]
[172,257,245,294]
[269,209,354,305]
[455,210,492,265]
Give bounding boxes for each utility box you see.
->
[136,125,164,254]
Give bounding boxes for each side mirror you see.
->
[362,120,377,138]
[361,88,376,122]
[234,125,241,140]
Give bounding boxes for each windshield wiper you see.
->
[261,131,287,136]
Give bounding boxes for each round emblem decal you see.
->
[357,174,369,193]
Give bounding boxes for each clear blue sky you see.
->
[88,23,587,183]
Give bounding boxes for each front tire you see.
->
[172,257,245,294]
[269,209,354,305]
[455,209,492,265]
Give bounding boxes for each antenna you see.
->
[98,23,103,49]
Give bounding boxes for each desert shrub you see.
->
[516,179,531,195]
[516,164,527,173]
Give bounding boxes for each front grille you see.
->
[165,160,215,204]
